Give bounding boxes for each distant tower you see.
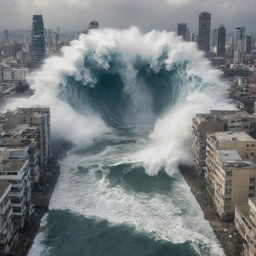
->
[88,21,99,30]
[246,36,252,54]
[234,27,245,64]
[217,25,226,57]
[198,12,211,55]
[211,29,218,51]
[177,23,189,41]
[3,29,8,43]
[31,15,45,67]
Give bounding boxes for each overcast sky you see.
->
[0,0,255,34]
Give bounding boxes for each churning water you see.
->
[8,27,235,255]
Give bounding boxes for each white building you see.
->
[0,182,16,254]
[2,68,29,82]
[0,151,33,230]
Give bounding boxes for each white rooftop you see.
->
[217,149,242,162]
[211,131,256,142]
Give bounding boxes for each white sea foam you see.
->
[10,27,232,255]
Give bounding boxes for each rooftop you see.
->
[210,131,255,142]
[217,149,242,162]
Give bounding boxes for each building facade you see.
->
[235,198,256,256]
[205,131,256,197]
[198,12,211,55]
[31,15,45,67]
[0,182,16,255]
[217,25,226,57]
[234,27,246,64]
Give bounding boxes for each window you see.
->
[249,186,255,190]
[249,194,254,197]
[226,171,232,177]
[225,198,231,203]
[250,178,255,183]
[247,144,250,147]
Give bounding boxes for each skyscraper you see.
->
[31,15,45,67]
[234,27,245,64]
[246,36,252,54]
[198,12,211,55]
[217,25,226,57]
[88,21,99,30]
[177,23,189,41]
[3,29,8,44]
[211,29,218,52]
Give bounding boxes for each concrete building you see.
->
[205,131,256,198]
[0,151,32,230]
[0,182,16,255]
[31,15,45,67]
[3,30,8,44]
[177,23,189,41]
[210,110,256,136]
[235,198,256,256]
[234,27,246,64]
[192,110,256,173]
[0,108,50,170]
[88,21,99,30]
[217,25,226,57]
[211,149,256,220]
[2,67,29,82]
[192,113,225,173]
[0,125,40,183]
[246,36,253,55]
[198,12,211,55]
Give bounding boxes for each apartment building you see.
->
[205,131,256,195]
[192,113,224,173]
[0,151,33,229]
[0,182,16,255]
[192,110,256,173]
[0,107,50,170]
[211,110,256,136]
[212,149,256,220]
[0,125,40,183]
[235,198,256,256]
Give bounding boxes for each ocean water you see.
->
[6,27,234,256]
[28,129,224,256]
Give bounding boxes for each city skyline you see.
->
[0,0,256,33]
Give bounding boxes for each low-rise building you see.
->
[0,182,16,255]
[235,198,256,256]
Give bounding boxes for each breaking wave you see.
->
[6,27,233,175]
[8,27,234,256]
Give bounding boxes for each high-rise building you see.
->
[3,29,8,44]
[198,12,211,55]
[88,21,99,30]
[234,27,245,64]
[217,25,226,57]
[211,28,218,52]
[246,35,252,54]
[177,23,189,41]
[31,15,45,67]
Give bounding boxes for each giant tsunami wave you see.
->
[7,27,235,255]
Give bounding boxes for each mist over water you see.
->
[6,27,235,255]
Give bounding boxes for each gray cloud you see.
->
[0,0,255,34]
